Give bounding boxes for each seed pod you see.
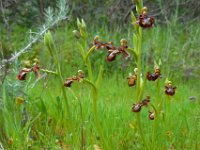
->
[132,103,142,112]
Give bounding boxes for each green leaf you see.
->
[127,48,138,62]
[95,65,104,88]
[77,42,86,59]
[131,11,137,23]
[133,33,138,50]
[82,79,97,94]
[131,11,139,31]
[77,18,82,29]
[44,31,56,57]
[84,45,96,62]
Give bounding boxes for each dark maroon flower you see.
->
[64,71,84,87]
[17,68,32,80]
[32,65,40,78]
[132,103,142,112]
[64,78,74,87]
[136,7,155,28]
[106,39,129,62]
[94,36,105,49]
[107,52,116,62]
[77,70,84,79]
[138,15,154,28]
[132,96,151,113]
[146,68,161,81]
[164,81,176,96]
[94,36,115,50]
[106,50,120,61]
[127,74,137,87]
[93,36,130,62]
[149,111,155,120]
[105,42,116,50]
[140,96,150,107]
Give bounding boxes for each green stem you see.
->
[134,1,148,148]
[44,32,72,132]
[85,46,95,82]
[78,35,109,148]
[152,79,160,148]
[85,58,94,82]
[40,69,57,75]
[68,88,85,150]
[83,79,110,150]
[54,53,72,131]
[136,26,143,101]
[136,27,148,149]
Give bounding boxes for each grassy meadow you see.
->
[0,1,200,150]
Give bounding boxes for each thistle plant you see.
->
[0,0,69,70]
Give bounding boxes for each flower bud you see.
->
[22,60,31,67]
[16,97,25,105]
[8,137,13,145]
[44,31,55,57]
[120,39,128,46]
[81,19,86,29]
[73,30,81,39]
[134,68,138,74]
[77,18,82,29]
[141,6,148,14]
[127,74,137,87]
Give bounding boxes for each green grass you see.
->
[0,19,200,149]
[0,74,200,149]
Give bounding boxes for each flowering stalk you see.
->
[44,31,72,132]
[131,1,149,149]
[84,45,96,82]
[151,79,160,149]
[75,19,110,149]
[82,47,110,149]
